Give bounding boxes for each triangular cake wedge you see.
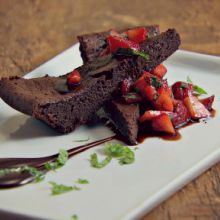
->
[104,101,139,145]
[77,26,164,144]
[0,29,180,133]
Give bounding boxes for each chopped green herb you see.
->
[186,76,193,83]
[45,149,68,171]
[132,50,150,60]
[71,214,78,220]
[105,143,126,157]
[150,77,162,88]
[115,48,149,60]
[90,153,112,168]
[187,76,207,95]
[76,178,89,184]
[118,148,135,165]
[57,149,68,166]
[0,168,19,177]
[89,143,136,168]
[22,166,45,182]
[193,85,207,95]
[49,182,80,195]
[105,143,135,165]
[74,137,90,142]
[0,166,44,182]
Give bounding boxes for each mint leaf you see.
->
[105,143,126,157]
[90,153,112,168]
[76,178,89,184]
[0,168,20,177]
[49,182,80,195]
[193,85,207,95]
[105,143,135,165]
[186,76,193,83]
[45,149,68,171]
[0,166,45,182]
[186,76,207,95]
[151,76,162,88]
[115,48,149,60]
[118,148,135,165]
[57,149,68,166]
[22,166,45,182]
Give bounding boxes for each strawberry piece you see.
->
[154,93,174,112]
[139,110,173,123]
[158,79,172,97]
[67,70,81,85]
[121,78,132,95]
[134,71,152,93]
[199,95,215,110]
[107,35,140,53]
[172,100,190,128]
[142,85,158,101]
[152,113,175,134]
[183,95,211,119]
[151,64,167,79]
[172,81,193,100]
[127,27,147,43]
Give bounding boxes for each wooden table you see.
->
[0,0,220,219]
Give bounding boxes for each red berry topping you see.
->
[127,27,147,43]
[151,64,167,79]
[67,70,81,85]
[107,35,140,53]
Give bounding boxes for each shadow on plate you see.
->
[0,114,61,141]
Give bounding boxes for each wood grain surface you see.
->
[0,0,220,219]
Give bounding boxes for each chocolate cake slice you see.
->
[104,101,139,145]
[0,29,180,133]
[78,25,160,63]
[78,26,163,144]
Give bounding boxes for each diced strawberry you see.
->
[172,81,193,100]
[151,64,167,79]
[134,71,151,93]
[152,113,176,134]
[154,93,174,112]
[183,94,211,119]
[127,27,147,43]
[107,35,140,53]
[158,79,172,97]
[67,70,81,85]
[123,92,143,104]
[139,110,173,123]
[199,95,215,110]
[172,100,190,128]
[142,85,158,101]
[121,78,132,95]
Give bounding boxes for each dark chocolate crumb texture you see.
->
[0,29,180,134]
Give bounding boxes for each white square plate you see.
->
[0,44,220,220]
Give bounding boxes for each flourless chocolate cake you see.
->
[0,29,180,134]
[78,26,180,144]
